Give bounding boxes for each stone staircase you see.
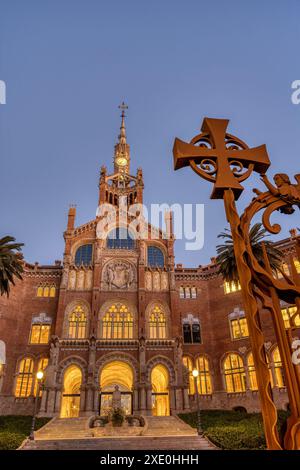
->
[20,415,217,450]
[143,416,198,436]
[33,417,93,440]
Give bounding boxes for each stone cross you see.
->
[173,117,270,199]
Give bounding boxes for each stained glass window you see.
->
[147,246,164,268]
[107,228,135,250]
[75,244,93,266]
[101,303,133,339]
[68,305,87,339]
[149,306,166,339]
[230,318,249,339]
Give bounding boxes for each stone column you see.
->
[85,387,94,413]
[139,386,146,412]
[169,386,176,415]
[183,388,190,411]
[175,388,183,411]
[79,386,86,414]
[146,387,152,415]
[133,388,139,413]
[94,388,100,415]
[54,389,62,414]
[39,389,48,414]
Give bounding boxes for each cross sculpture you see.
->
[173,117,286,450]
[173,117,270,199]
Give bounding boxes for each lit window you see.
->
[75,244,93,266]
[230,317,249,339]
[107,228,135,250]
[34,358,49,396]
[101,303,133,339]
[182,320,201,344]
[36,285,56,297]
[247,353,258,391]
[272,347,285,388]
[147,246,164,268]
[15,358,34,397]
[277,263,290,278]
[224,281,241,294]
[195,356,212,395]
[293,257,300,274]
[149,306,166,339]
[281,306,300,329]
[30,325,51,344]
[224,353,246,393]
[182,356,195,394]
[68,305,87,339]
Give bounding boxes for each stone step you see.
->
[21,436,216,451]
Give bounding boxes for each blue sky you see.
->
[0,0,300,266]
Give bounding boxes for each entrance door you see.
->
[100,392,132,416]
[60,365,82,418]
[99,360,134,416]
[151,364,170,416]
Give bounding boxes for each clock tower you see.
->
[98,102,144,208]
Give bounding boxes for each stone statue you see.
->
[49,336,59,367]
[112,385,122,410]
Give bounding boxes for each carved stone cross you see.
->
[173,117,270,199]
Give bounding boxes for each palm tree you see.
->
[0,236,24,296]
[216,223,283,283]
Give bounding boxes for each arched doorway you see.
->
[60,365,82,418]
[151,364,170,416]
[99,361,133,415]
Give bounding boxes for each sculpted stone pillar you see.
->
[139,386,146,412]
[183,388,190,411]
[133,387,139,413]
[169,386,176,415]
[146,386,152,415]
[175,388,183,411]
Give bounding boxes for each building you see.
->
[0,108,300,418]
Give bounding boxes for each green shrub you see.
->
[178,409,289,450]
[0,431,26,450]
[0,416,51,450]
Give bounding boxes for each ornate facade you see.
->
[0,108,300,418]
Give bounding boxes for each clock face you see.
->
[116,156,127,167]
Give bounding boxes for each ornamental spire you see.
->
[114,101,130,174]
[118,101,128,144]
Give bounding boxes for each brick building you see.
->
[0,109,299,418]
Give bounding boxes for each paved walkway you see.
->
[20,416,217,450]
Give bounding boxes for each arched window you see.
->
[182,356,195,394]
[37,284,56,297]
[101,303,133,339]
[247,353,258,391]
[107,228,135,250]
[281,305,300,329]
[149,305,167,339]
[68,305,87,339]
[224,353,246,393]
[75,244,93,266]
[15,358,34,397]
[195,356,212,395]
[147,246,164,268]
[272,347,285,388]
[34,358,49,396]
[182,315,201,344]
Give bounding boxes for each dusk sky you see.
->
[1,0,300,267]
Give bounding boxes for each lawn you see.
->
[0,415,51,450]
[178,409,289,450]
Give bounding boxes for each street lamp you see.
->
[29,370,44,440]
[192,368,203,436]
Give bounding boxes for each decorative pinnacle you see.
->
[118,101,128,144]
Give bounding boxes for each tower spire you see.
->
[114,101,130,174]
[118,101,128,144]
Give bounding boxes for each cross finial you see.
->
[118,101,128,117]
[173,117,270,200]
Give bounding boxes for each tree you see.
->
[0,236,24,296]
[216,223,283,283]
